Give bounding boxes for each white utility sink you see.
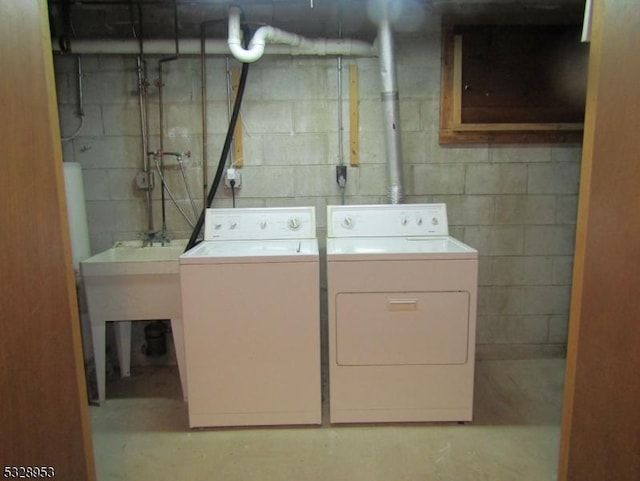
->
[80,240,187,404]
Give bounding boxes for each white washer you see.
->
[327,204,478,424]
[179,207,321,428]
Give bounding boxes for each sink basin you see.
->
[81,240,187,277]
[80,240,187,404]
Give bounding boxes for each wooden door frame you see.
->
[0,1,96,478]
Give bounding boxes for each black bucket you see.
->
[144,321,167,357]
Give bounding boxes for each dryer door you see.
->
[336,291,470,366]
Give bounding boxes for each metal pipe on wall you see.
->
[157,0,180,243]
[377,0,404,204]
[131,2,155,236]
[200,20,220,206]
[137,66,155,235]
[60,56,85,142]
[336,2,347,205]
[200,26,208,205]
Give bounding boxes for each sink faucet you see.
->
[141,230,171,247]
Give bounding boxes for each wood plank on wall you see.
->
[349,64,359,166]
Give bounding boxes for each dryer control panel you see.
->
[328,204,449,238]
[204,207,316,240]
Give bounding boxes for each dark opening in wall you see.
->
[440,22,588,144]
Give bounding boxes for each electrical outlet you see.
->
[224,168,242,188]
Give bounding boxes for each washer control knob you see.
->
[401,216,409,226]
[260,220,267,230]
[431,217,439,226]
[342,216,354,229]
[214,223,223,230]
[288,217,301,230]
[416,216,423,226]
[229,221,237,230]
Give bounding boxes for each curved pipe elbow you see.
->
[228,39,265,63]
[228,6,301,63]
[227,5,374,62]
[227,6,267,63]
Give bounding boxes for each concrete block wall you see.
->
[55,22,580,360]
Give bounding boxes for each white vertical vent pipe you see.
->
[376,0,404,204]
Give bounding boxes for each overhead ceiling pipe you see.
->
[376,0,404,204]
[52,38,376,57]
[228,5,298,63]
[227,5,376,63]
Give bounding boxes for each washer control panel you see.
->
[204,207,316,240]
[328,204,449,238]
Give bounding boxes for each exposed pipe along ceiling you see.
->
[53,0,410,245]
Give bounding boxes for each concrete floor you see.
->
[90,359,565,481]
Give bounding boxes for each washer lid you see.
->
[327,236,477,260]
[180,238,319,264]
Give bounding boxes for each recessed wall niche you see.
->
[440,22,589,144]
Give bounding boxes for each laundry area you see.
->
[48,0,587,479]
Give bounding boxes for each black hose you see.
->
[185,24,251,252]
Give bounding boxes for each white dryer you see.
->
[179,207,321,428]
[326,204,478,424]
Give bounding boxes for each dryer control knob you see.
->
[401,216,409,226]
[260,220,267,229]
[416,216,423,226]
[214,223,223,230]
[342,216,354,229]
[288,218,301,230]
[229,221,237,230]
